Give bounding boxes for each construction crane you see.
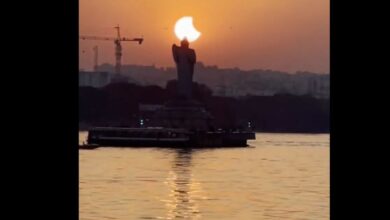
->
[80,25,143,75]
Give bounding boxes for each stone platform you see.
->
[151,98,214,131]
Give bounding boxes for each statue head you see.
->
[180,38,189,48]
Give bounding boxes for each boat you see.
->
[79,143,99,150]
[87,127,255,148]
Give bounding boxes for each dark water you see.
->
[79,132,329,219]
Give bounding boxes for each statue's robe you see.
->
[172,44,196,99]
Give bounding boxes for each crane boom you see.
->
[79,36,116,41]
[122,38,143,44]
[79,36,143,44]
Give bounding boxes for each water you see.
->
[79,132,329,220]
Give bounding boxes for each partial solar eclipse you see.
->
[174,16,201,42]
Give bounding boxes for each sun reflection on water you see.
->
[162,149,204,219]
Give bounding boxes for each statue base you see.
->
[151,98,213,131]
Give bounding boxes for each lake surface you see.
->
[79,132,329,220]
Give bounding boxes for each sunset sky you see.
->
[79,0,329,73]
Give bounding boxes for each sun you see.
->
[174,16,201,42]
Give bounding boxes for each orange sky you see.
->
[79,0,329,73]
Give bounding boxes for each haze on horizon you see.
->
[79,0,329,74]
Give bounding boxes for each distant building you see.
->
[79,71,111,88]
[307,76,330,99]
[110,73,129,84]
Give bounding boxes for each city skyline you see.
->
[80,62,329,99]
[79,0,329,74]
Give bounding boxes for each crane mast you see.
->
[114,25,122,75]
[93,46,98,72]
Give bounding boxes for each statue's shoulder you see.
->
[172,44,180,54]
